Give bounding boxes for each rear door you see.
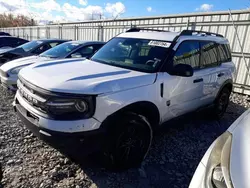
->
[198,41,221,105]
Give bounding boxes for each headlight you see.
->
[10,65,27,74]
[0,69,8,77]
[45,96,95,119]
[204,131,233,188]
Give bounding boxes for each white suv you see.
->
[13,28,235,169]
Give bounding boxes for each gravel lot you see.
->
[0,86,249,188]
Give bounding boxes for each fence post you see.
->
[37,27,40,39]
[98,25,104,41]
[59,25,63,39]
[23,28,25,39]
[191,22,196,30]
[30,27,32,40]
[46,27,50,39]
[58,26,60,39]
[74,25,78,40]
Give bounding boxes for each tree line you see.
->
[0,13,36,28]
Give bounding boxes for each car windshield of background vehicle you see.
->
[18,41,43,52]
[40,42,81,58]
[91,37,171,73]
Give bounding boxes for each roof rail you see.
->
[180,30,224,38]
[126,27,170,33]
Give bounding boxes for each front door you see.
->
[161,40,205,122]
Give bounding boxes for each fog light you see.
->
[212,165,227,188]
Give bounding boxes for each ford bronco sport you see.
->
[13,28,235,169]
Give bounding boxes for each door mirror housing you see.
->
[171,64,194,77]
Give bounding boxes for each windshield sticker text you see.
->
[148,41,171,48]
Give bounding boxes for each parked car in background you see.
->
[0,32,11,36]
[189,108,250,188]
[14,28,235,169]
[0,41,105,90]
[0,36,28,51]
[0,39,69,65]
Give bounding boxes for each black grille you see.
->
[18,78,49,114]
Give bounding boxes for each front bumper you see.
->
[14,91,105,155]
[0,74,17,91]
[189,142,216,188]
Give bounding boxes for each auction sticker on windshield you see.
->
[148,41,171,48]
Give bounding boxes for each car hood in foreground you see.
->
[19,59,157,95]
[228,109,250,188]
[0,56,50,72]
[0,47,14,54]
[0,47,28,56]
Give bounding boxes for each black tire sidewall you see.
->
[214,88,230,118]
[103,113,152,170]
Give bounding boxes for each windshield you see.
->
[91,37,170,72]
[18,41,43,52]
[40,42,81,58]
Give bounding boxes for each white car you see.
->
[13,28,235,169]
[0,41,105,90]
[189,108,250,188]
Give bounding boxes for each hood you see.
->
[0,47,31,56]
[228,109,250,188]
[0,56,50,72]
[0,47,14,54]
[19,59,156,95]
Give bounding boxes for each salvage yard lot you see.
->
[0,86,249,188]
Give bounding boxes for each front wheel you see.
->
[213,88,231,119]
[103,113,153,170]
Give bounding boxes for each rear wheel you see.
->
[103,113,153,170]
[213,88,230,119]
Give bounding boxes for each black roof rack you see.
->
[126,27,170,33]
[179,30,224,38]
[126,28,224,38]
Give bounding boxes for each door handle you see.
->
[218,73,225,77]
[193,78,203,83]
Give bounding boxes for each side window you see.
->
[49,42,60,48]
[33,44,51,54]
[217,43,228,63]
[173,41,200,69]
[200,41,218,68]
[219,44,232,63]
[70,46,94,58]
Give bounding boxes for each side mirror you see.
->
[171,64,194,77]
[71,53,82,58]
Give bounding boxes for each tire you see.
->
[212,87,231,119]
[102,113,153,170]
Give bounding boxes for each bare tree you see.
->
[0,13,37,28]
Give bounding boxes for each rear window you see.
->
[18,41,43,52]
[40,42,82,58]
